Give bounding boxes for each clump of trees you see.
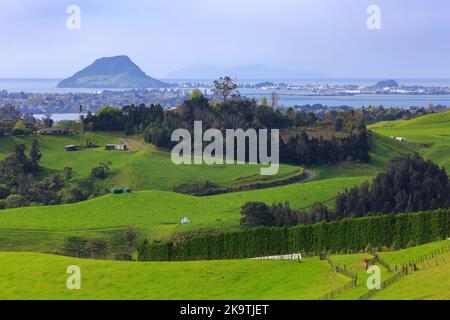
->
[335,154,449,216]
[240,154,449,228]
[0,141,114,209]
[0,141,67,208]
[82,84,372,166]
[0,103,38,135]
[281,125,371,165]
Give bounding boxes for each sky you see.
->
[1,0,450,79]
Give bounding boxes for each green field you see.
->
[0,253,349,300]
[369,110,450,171]
[1,111,449,300]
[372,251,450,300]
[0,133,303,191]
[330,240,450,300]
[0,176,369,251]
[0,123,423,252]
[0,240,448,300]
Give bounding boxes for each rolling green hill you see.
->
[369,110,450,170]
[0,253,349,300]
[0,176,369,252]
[0,133,303,191]
[1,240,448,300]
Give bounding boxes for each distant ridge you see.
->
[58,55,169,89]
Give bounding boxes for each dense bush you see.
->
[335,154,449,216]
[138,209,450,261]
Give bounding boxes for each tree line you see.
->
[239,154,450,228]
[138,209,450,261]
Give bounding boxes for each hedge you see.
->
[138,209,450,261]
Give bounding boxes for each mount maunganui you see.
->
[57,56,169,89]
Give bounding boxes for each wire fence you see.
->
[320,254,358,300]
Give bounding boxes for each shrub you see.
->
[12,120,27,136]
[406,240,417,248]
[0,184,10,199]
[5,194,26,208]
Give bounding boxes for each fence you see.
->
[359,245,450,300]
[251,253,302,261]
[320,254,358,300]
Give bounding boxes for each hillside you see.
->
[0,253,348,300]
[369,110,450,170]
[0,134,302,191]
[0,176,369,252]
[57,56,169,89]
[0,130,414,252]
[0,240,448,300]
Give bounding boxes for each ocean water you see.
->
[1,78,450,109]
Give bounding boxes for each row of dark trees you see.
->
[138,209,450,261]
[281,127,370,165]
[240,154,449,228]
[335,154,449,216]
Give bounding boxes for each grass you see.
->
[330,240,450,300]
[1,240,449,300]
[0,176,370,252]
[0,130,411,252]
[369,110,450,171]
[372,251,450,300]
[0,253,350,300]
[0,133,302,191]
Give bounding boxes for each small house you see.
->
[64,145,78,152]
[38,127,75,135]
[105,144,128,151]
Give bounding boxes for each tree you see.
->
[29,140,42,173]
[261,96,268,107]
[12,120,27,136]
[0,184,10,199]
[91,162,111,180]
[240,202,274,227]
[43,116,54,128]
[271,92,278,110]
[0,103,21,121]
[189,89,204,101]
[212,76,238,103]
[64,167,73,181]
[5,194,27,208]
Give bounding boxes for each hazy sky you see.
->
[1,0,450,79]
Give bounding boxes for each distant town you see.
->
[0,79,449,115]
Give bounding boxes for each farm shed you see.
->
[38,127,75,135]
[112,188,132,195]
[105,144,128,151]
[64,145,78,152]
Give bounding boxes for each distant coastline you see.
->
[0,78,449,109]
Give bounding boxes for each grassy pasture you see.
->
[0,133,302,191]
[0,253,349,300]
[331,240,450,300]
[369,110,450,171]
[0,176,370,252]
